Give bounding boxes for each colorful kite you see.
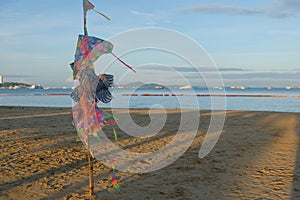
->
[70,0,135,196]
[71,35,113,80]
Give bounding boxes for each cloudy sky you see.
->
[0,0,299,87]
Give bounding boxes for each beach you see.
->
[0,106,300,200]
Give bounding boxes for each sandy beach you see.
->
[0,106,299,200]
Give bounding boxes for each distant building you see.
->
[0,75,3,84]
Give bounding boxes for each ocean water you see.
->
[0,87,299,113]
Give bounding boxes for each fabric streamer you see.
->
[92,8,111,21]
[111,156,121,192]
[111,52,137,73]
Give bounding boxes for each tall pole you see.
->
[87,138,94,199]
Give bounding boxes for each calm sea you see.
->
[0,88,299,113]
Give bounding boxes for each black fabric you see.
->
[95,74,113,103]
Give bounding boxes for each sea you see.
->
[0,87,299,113]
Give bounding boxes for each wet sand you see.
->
[0,106,299,200]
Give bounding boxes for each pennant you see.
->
[83,0,95,16]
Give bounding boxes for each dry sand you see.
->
[0,106,299,200]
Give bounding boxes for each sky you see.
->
[0,0,299,87]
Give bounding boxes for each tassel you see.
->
[92,8,111,21]
[111,157,121,192]
[111,52,136,73]
[112,127,118,141]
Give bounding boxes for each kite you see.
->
[70,34,136,80]
[71,35,113,80]
[70,0,135,197]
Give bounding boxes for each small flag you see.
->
[83,0,95,16]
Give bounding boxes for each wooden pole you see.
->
[87,139,94,199]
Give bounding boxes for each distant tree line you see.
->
[0,82,31,88]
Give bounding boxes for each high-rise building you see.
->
[0,75,3,84]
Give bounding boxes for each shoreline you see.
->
[0,106,299,114]
[1,87,300,113]
[0,107,299,199]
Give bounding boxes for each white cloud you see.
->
[180,4,265,15]
[280,0,300,7]
[131,10,156,18]
[131,10,168,26]
[66,77,74,83]
[179,1,300,18]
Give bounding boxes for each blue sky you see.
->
[0,0,299,87]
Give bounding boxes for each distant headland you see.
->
[0,82,44,89]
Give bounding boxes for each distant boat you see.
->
[213,86,223,90]
[179,85,192,90]
[266,86,272,90]
[154,85,164,89]
[230,85,246,89]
